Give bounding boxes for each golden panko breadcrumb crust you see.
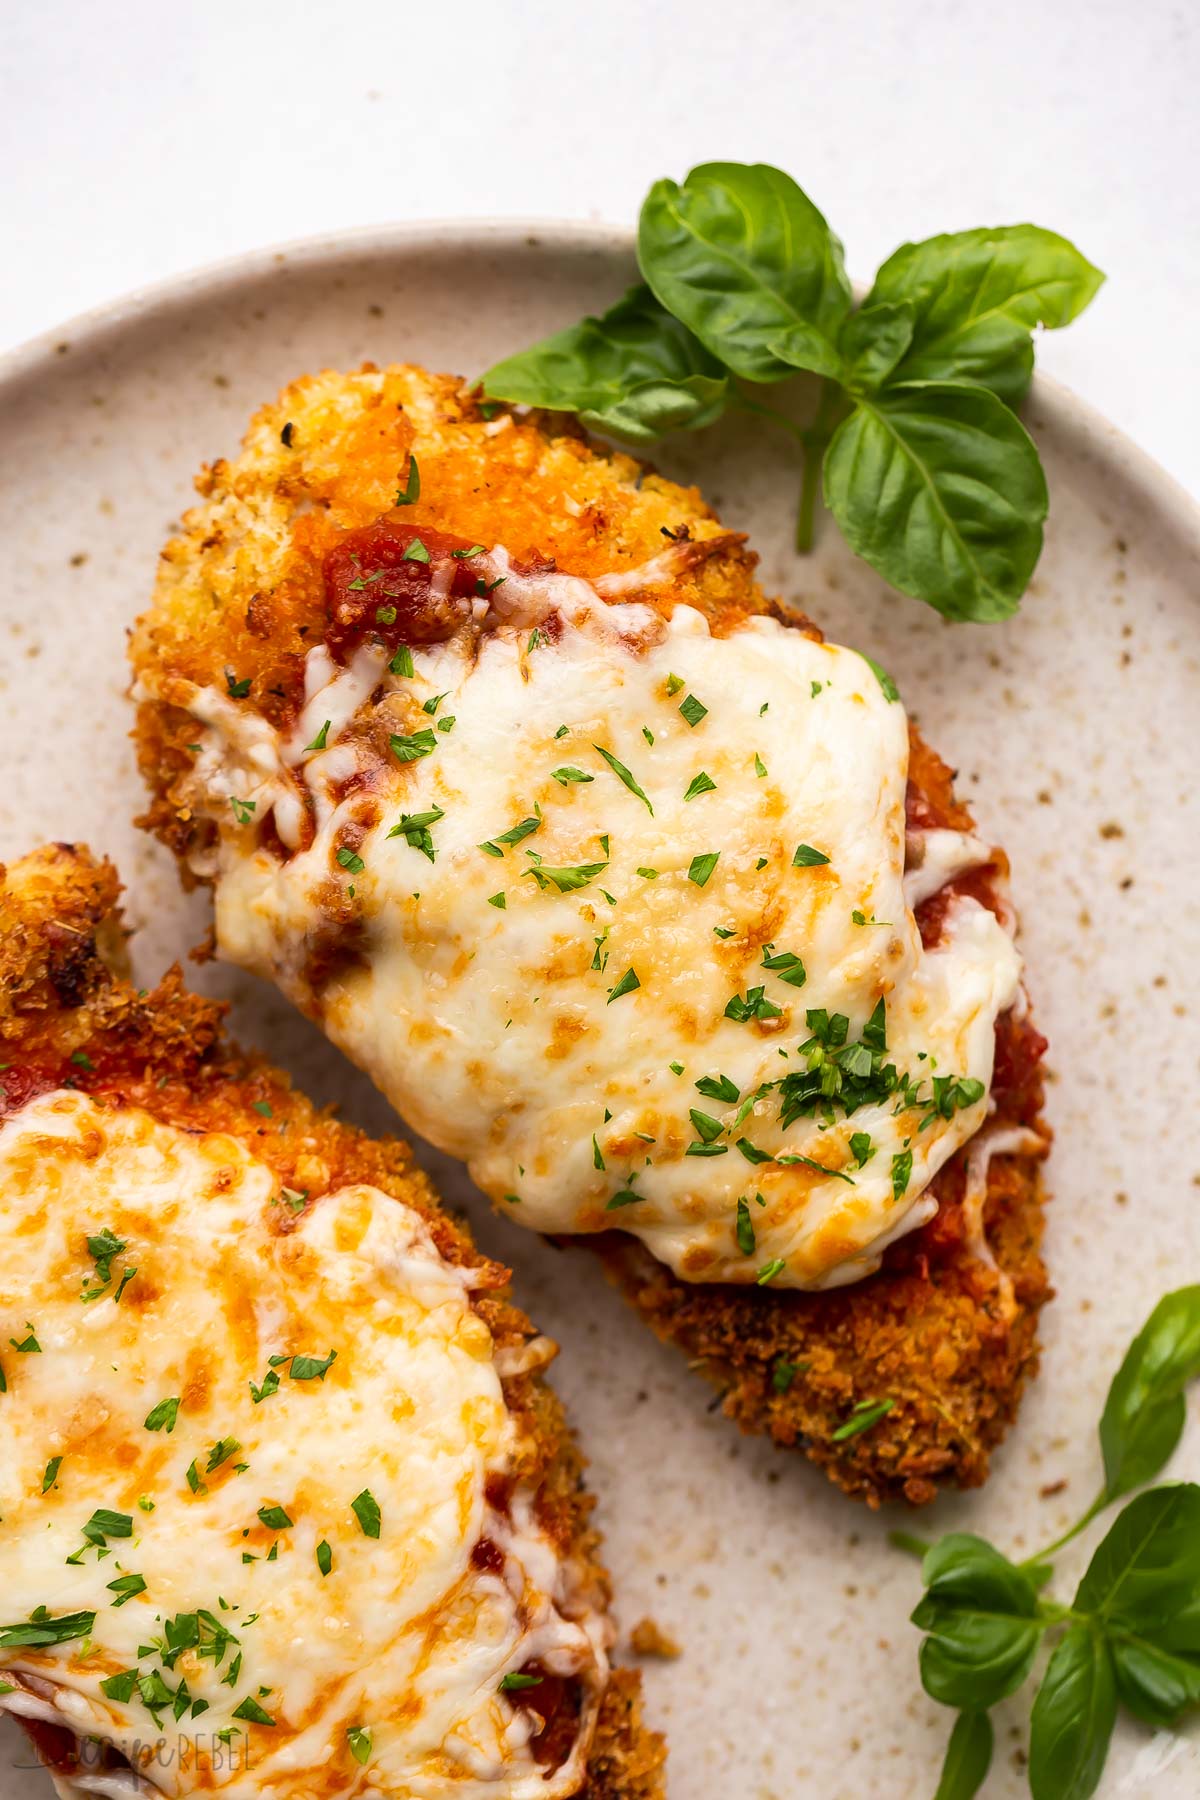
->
[129,364,1051,1507]
[0,842,665,1800]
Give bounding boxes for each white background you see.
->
[2,0,1198,494]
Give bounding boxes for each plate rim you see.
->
[2,214,1197,555]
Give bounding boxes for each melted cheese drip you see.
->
[149,574,1021,1290]
[0,1092,607,1798]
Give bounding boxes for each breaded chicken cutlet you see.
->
[0,843,664,1800]
[129,364,1050,1508]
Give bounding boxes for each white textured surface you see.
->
[1,0,1198,499]
[0,226,1198,1797]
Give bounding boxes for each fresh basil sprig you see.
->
[480,161,1102,623]
[901,1286,1200,1800]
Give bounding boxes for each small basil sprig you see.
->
[480,161,1102,623]
[900,1286,1200,1800]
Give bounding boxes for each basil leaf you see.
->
[1098,1285,1200,1504]
[933,1710,993,1800]
[638,161,851,382]
[823,381,1047,621]
[840,300,915,394]
[912,1535,1043,1708]
[1109,1632,1200,1730]
[1028,1625,1116,1800]
[480,284,729,446]
[1074,1484,1200,1629]
[865,225,1104,405]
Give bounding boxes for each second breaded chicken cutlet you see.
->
[129,363,1050,1507]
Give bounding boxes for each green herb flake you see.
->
[891,1148,913,1202]
[42,1456,62,1493]
[487,892,506,909]
[229,796,257,826]
[665,673,685,697]
[831,1397,894,1441]
[257,1505,293,1531]
[394,454,420,506]
[607,967,641,1004]
[335,847,365,875]
[792,843,830,867]
[304,719,331,754]
[756,1258,787,1286]
[593,744,653,814]
[348,1726,373,1766]
[679,693,708,728]
[684,771,716,801]
[224,670,251,699]
[316,1540,333,1577]
[735,1198,756,1256]
[761,947,807,987]
[144,1397,181,1434]
[389,729,438,763]
[688,851,720,888]
[754,753,767,778]
[500,1672,544,1692]
[695,1073,739,1104]
[389,645,415,678]
[550,766,594,786]
[232,1696,276,1727]
[351,1489,381,1539]
[402,538,430,564]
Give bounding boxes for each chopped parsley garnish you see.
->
[683,771,716,801]
[554,723,570,738]
[206,1438,242,1474]
[860,653,900,703]
[593,745,653,814]
[756,1258,787,1285]
[760,947,807,987]
[754,753,767,778]
[831,1397,895,1441]
[592,1135,606,1171]
[257,1505,293,1531]
[71,1049,95,1071]
[499,1672,544,1692]
[107,1572,147,1608]
[101,1668,139,1702]
[891,1148,914,1201]
[772,1359,807,1393]
[144,1397,181,1434]
[387,805,445,862]
[9,1325,40,1353]
[0,1608,96,1649]
[665,673,685,697]
[607,967,640,1004]
[736,1138,773,1164]
[316,1541,333,1577]
[849,1132,875,1167]
[375,604,398,624]
[724,986,782,1024]
[348,1726,373,1765]
[288,1348,337,1381]
[713,924,736,940]
[777,1153,855,1185]
[394,454,420,506]
[351,1490,381,1538]
[811,680,824,698]
[678,693,708,727]
[233,1696,276,1727]
[474,574,507,597]
[224,670,251,699]
[527,629,544,652]
[606,1188,645,1208]
[695,1073,739,1104]
[229,796,256,826]
[669,1060,685,1075]
[550,766,593,785]
[688,851,719,888]
[389,728,438,762]
[735,1198,756,1256]
[487,892,506,909]
[792,843,830,867]
[451,544,486,559]
[523,854,608,894]
[422,692,448,716]
[642,725,654,745]
[252,1100,273,1118]
[82,1227,127,1300]
[637,866,658,879]
[42,1457,62,1493]
[82,1508,133,1546]
[304,719,331,753]
[249,1370,280,1404]
[389,645,415,678]
[336,847,365,875]
[688,1109,724,1144]
[402,538,430,564]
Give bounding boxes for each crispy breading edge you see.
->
[127,363,1051,1506]
[0,841,665,1800]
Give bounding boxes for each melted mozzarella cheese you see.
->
[0,1091,607,1798]
[150,572,1021,1290]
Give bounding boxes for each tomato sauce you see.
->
[323,522,489,663]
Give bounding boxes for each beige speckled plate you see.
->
[2,224,1199,1800]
